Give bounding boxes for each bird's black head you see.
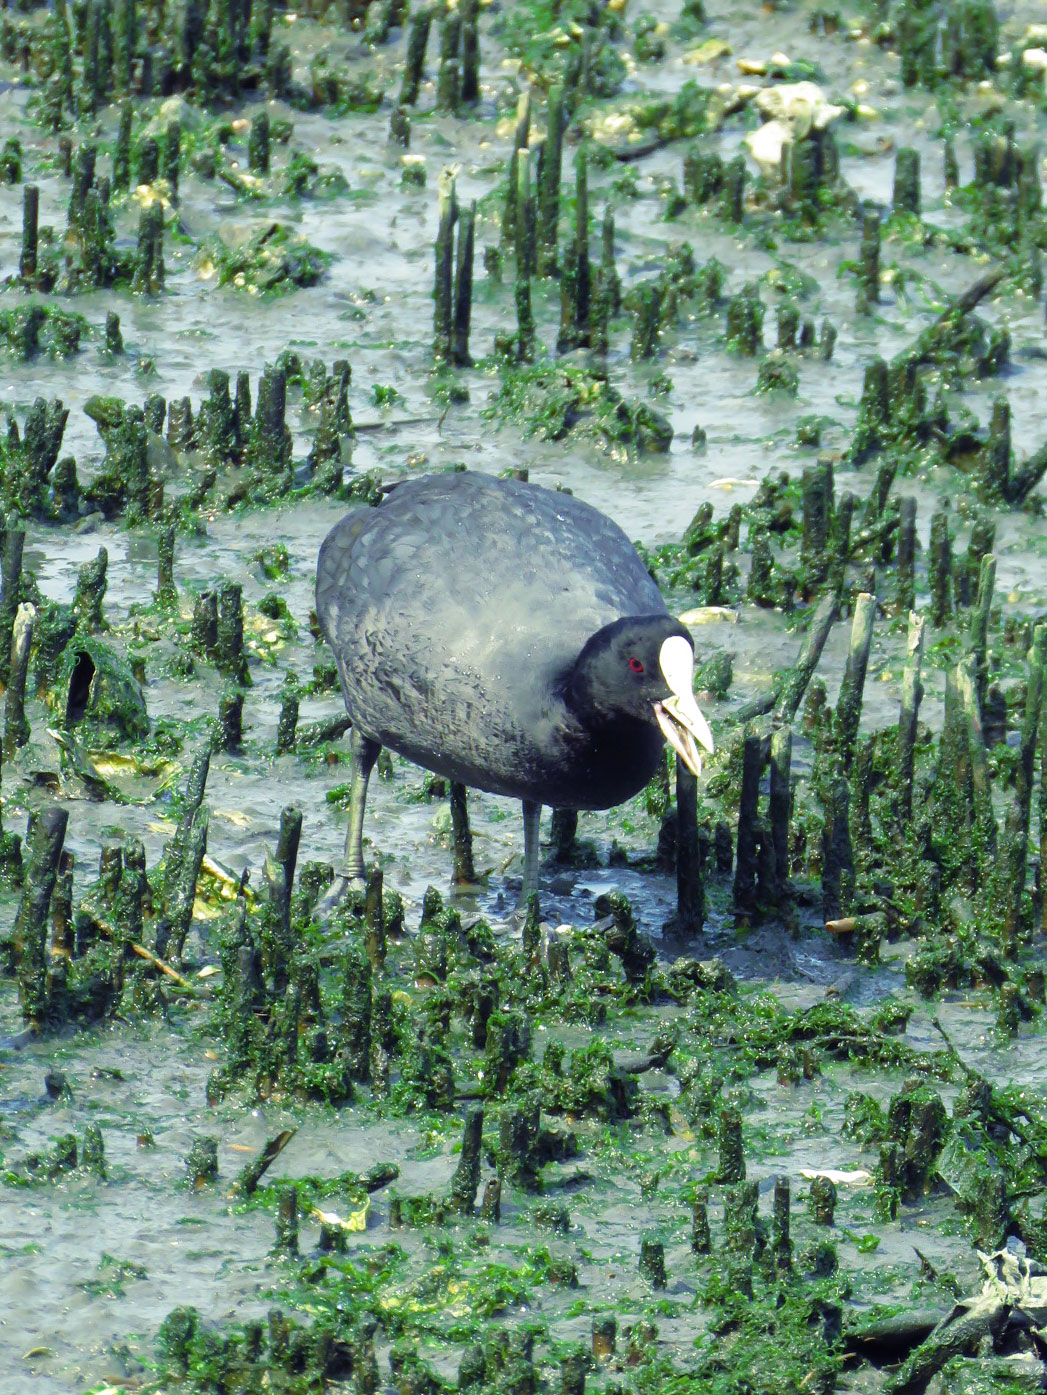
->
[567,615,713,775]
[568,615,688,720]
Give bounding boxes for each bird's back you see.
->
[316,471,666,799]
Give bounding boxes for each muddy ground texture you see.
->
[5,0,1047,1392]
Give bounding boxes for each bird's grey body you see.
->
[316,471,668,811]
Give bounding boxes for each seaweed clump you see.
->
[197,222,330,293]
[489,362,672,456]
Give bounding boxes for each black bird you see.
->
[315,470,713,904]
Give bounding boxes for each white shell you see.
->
[744,118,792,175]
[754,80,844,133]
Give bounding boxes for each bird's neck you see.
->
[560,700,665,805]
[563,672,648,740]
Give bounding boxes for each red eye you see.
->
[629,657,644,674]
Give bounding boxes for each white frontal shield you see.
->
[653,635,714,776]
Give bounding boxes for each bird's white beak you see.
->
[653,635,714,777]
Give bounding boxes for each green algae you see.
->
[498,0,626,94]
[53,634,149,746]
[198,222,330,293]
[489,362,672,456]
[0,301,88,358]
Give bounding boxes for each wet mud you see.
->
[4,0,1047,1392]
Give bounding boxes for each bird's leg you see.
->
[449,781,477,885]
[343,728,381,883]
[516,799,542,912]
[316,729,381,918]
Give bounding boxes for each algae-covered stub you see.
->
[197,221,330,294]
[53,635,149,746]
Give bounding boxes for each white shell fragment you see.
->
[754,81,844,132]
[677,606,738,625]
[744,119,793,175]
[312,1203,369,1232]
[744,82,845,174]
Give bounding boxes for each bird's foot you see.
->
[314,871,366,923]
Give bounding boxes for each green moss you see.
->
[54,636,149,747]
[755,350,799,396]
[499,0,626,92]
[842,1091,887,1145]
[280,150,350,199]
[0,303,89,359]
[635,1274,844,1394]
[198,222,330,293]
[488,362,672,455]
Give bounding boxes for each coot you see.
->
[316,471,713,903]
